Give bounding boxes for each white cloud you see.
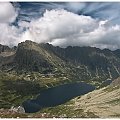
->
[0,2,20,46]
[0,2,18,23]
[0,23,21,46]
[19,9,120,50]
[1,8,120,50]
[20,9,98,44]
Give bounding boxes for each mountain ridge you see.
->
[0,40,120,82]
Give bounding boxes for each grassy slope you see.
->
[0,71,73,109]
[32,78,120,118]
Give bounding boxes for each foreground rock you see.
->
[0,108,26,118]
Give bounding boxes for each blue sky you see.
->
[17,2,120,25]
[0,2,120,50]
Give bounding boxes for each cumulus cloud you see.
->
[21,9,98,42]
[18,9,120,50]
[0,2,18,23]
[0,23,21,46]
[0,2,20,46]
[1,4,120,50]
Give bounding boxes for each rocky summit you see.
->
[0,40,120,118]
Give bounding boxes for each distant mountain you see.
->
[0,44,16,69]
[0,40,120,83]
[44,44,120,78]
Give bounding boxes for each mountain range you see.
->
[1,40,120,82]
[0,40,120,118]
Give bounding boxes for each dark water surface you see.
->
[22,82,95,113]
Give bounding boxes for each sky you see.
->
[0,2,120,50]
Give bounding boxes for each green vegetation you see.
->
[0,71,71,109]
[0,73,41,108]
[32,100,99,118]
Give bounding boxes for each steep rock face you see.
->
[14,40,53,72]
[42,44,120,79]
[0,40,120,81]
